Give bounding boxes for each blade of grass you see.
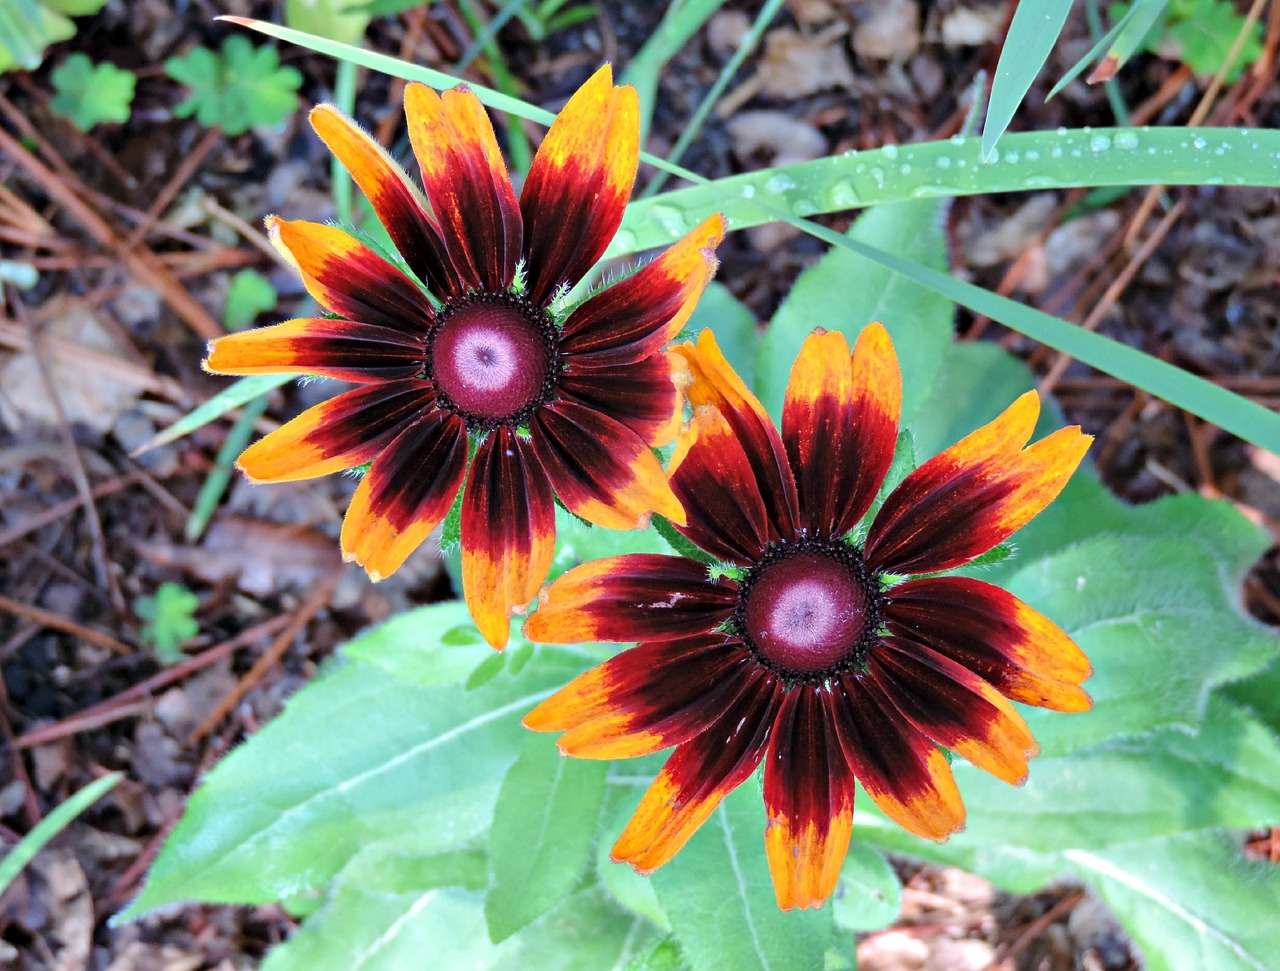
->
[983,0,1074,159]
[136,372,290,455]
[185,393,271,542]
[617,127,1280,250]
[0,773,123,899]
[331,57,358,223]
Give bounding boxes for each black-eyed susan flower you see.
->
[204,66,725,648]
[523,324,1093,909]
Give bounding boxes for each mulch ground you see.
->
[2,1,1278,968]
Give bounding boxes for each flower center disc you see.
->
[742,550,872,676]
[429,293,557,424]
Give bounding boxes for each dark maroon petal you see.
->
[524,634,759,758]
[206,318,424,383]
[763,686,856,909]
[269,218,433,335]
[529,399,684,531]
[868,639,1038,785]
[520,66,638,306]
[829,673,965,841]
[309,104,464,299]
[558,214,726,367]
[524,554,737,643]
[668,405,771,564]
[884,577,1092,712]
[237,380,434,482]
[782,325,901,538]
[673,331,801,542]
[341,410,468,581]
[460,428,557,649]
[612,668,782,871]
[405,83,523,292]
[558,355,680,447]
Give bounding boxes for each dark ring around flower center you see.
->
[733,538,884,683]
[427,290,561,429]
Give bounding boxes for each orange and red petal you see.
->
[268,218,434,334]
[782,325,901,538]
[558,354,681,448]
[763,686,856,910]
[559,214,725,366]
[865,392,1092,575]
[524,554,736,644]
[339,410,468,582]
[612,670,781,872]
[309,104,461,298]
[831,675,966,841]
[667,405,771,564]
[521,65,640,305]
[524,634,757,759]
[530,399,685,530]
[869,639,1039,786]
[884,576,1092,712]
[673,330,800,541]
[236,380,434,483]
[461,428,556,649]
[205,318,424,383]
[404,82,522,293]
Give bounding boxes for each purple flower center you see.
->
[428,291,560,427]
[737,541,882,680]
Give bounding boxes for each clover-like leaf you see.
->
[134,582,200,664]
[50,54,135,130]
[165,35,302,136]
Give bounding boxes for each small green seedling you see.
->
[224,268,278,330]
[50,53,136,130]
[1110,0,1264,81]
[165,35,302,135]
[135,581,200,664]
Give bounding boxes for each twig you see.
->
[122,126,224,252]
[0,470,147,549]
[0,594,133,657]
[990,888,1086,968]
[187,574,341,744]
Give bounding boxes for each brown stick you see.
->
[0,594,133,657]
[188,574,341,744]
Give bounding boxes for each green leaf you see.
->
[549,503,669,582]
[1066,831,1280,971]
[341,600,496,687]
[0,772,122,899]
[124,647,591,915]
[1164,0,1264,81]
[597,764,673,932]
[620,0,725,142]
[623,936,688,971]
[262,845,654,971]
[759,200,951,424]
[166,36,302,136]
[223,269,278,330]
[486,732,609,940]
[832,843,901,933]
[983,0,1073,158]
[134,582,200,664]
[0,0,76,73]
[49,53,135,130]
[1005,535,1277,756]
[650,785,832,971]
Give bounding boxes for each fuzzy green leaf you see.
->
[166,36,302,135]
[223,269,278,330]
[49,53,135,129]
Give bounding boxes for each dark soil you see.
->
[2,1,1277,968]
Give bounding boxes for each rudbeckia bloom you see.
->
[524,324,1093,909]
[204,66,725,648]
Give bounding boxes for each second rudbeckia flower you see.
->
[205,66,725,648]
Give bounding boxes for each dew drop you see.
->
[1114,131,1139,150]
[1192,136,1207,150]
[827,180,859,208]
[766,174,796,194]
[899,163,912,175]
[1089,133,1111,152]
[882,144,899,160]
[741,184,756,199]
[936,156,952,169]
